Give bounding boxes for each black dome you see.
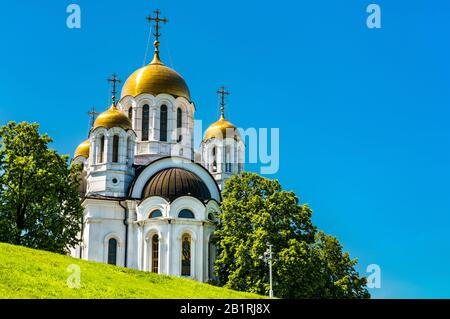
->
[142,168,211,202]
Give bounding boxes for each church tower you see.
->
[85,75,137,197]
[118,10,195,165]
[201,87,245,190]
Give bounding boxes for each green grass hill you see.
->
[0,243,262,299]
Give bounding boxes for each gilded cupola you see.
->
[121,11,190,101]
[93,74,132,131]
[204,86,241,141]
[74,139,90,158]
[93,104,132,131]
[121,50,190,101]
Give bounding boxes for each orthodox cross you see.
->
[107,73,121,105]
[217,86,230,118]
[87,106,99,128]
[147,9,168,45]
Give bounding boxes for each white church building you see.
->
[70,10,244,283]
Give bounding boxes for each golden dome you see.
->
[121,52,190,101]
[74,139,90,158]
[204,116,240,141]
[93,104,132,130]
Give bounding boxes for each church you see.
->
[69,10,245,283]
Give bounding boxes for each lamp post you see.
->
[261,243,274,298]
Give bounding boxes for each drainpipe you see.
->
[119,200,128,268]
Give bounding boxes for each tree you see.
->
[0,122,83,254]
[214,172,370,299]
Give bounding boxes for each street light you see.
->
[260,243,274,298]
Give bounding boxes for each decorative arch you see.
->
[129,156,221,202]
[170,196,206,220]
[137,196,169,221]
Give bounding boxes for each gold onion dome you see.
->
[204,115,240,141]
[121,51,190,101]
[93,103,132,130]
[74,139,90,158]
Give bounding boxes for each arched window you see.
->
[126,136,132,164]
[177,108,182,142]
[152,234,159,273]
[225,146,231,173]
[107,238,117,265]
[160,105,167,142]
[178,209,195,219]
[128,107,133,121]
[112,135,119,163]
[208,213,215,222]
[142,104,149,141]
[149,209,163,218]
[181,234,191,276]
[98,135,105,163]
[212,147,217,172]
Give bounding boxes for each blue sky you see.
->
[1,0,450,298]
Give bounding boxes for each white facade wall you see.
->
[78,196,219,283]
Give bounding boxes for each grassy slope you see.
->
[0,243,261,299]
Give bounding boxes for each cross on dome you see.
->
[217,86,230,119]
[107,73,121,105]
[146,9,168,52]
[87,106,99,128]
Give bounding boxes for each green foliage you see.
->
[214,172,370,299]
[0,122,83,254]
[0,243,264,299]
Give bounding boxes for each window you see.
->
[107,238,117,265]
[178,209,195,219]
[208,213,215,221]
[181,234,191,276]
[128,107,133,121]
[160,105,167,142]
[142,104,149,141]
[98,135,105,163]
[112,135,119,163]
[225,146,231,172]
[126,136,132,164]
[149,209,163,218]
[212,147,217,172]
[152,234,159,273]
[177,108,182,142]
[177,108,182,128]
